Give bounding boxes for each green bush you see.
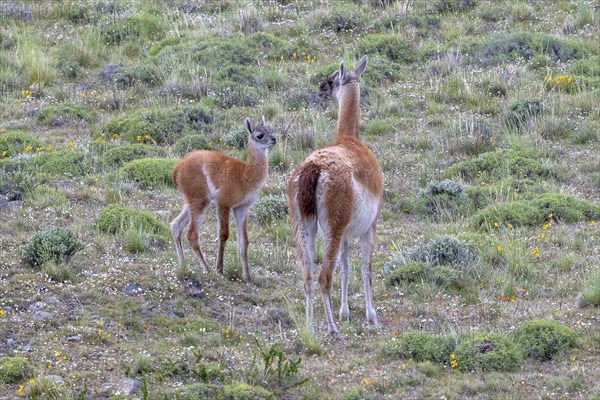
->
[21,226,83,267]
[168,383,222,399]
[34,150,92,177]
[98,106,212,145]
[0,131,42,157]
[513,320,579,361]
[419,179,467,200]
[454,333,523,372]
[222,125,248,149]
[0,356,31,383]
[115,63,162,87]
[580,269,600,307]
[384,332,455,364]
[173,134,211,156]
[401,235,473,268]
[100,144,166,169]
[119,158,177,188]
[429,265,464,290]
[253,194,288,225]
[479,32,581,67]
[102,13,165,45]
[472,192,600,229]
[446,149,564,183]
[38,104,92,126]
[95,204,169,237]
[357,34,418,64]
[504,99,543,130]
[222,382,273,400]
[385,261,426,287]
[466,178,548,209]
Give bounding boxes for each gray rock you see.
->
[32,311,53,321]
[0,197,9,212]
[28,301,47,312]
[114,378,141,395]
[184,278,205,298]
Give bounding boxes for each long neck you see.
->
[335,83,361,140]
[245,142,269,187]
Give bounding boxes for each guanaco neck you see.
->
[335,82,361,140]
[244,141,269,187]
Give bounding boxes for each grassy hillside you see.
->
[1,1,599,399]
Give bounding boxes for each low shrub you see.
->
[100,144,166,169]
[385,261,427,287]
[479,32,581,67]
[0,356,31,383]
[472,192,600,229]
[401,235,474,269]
[115,63,162,87]
[384,332,455,364]
[466,178,548,209]
[454,333,523,372]
[173,134,211,156]
[253,194,288,225]
[443,118,495,157]
[34,150,92,177]
[446,149,564,183]
[101,13,165,45]
[0,131,42,157]
[503,99,543,130]
[222,125,248,149]
[95,204,169,237]
[97,106,213,145]
[38,104,92,126]
[223,382,273,399]
[514,320,579,361]
[119,158,177,188]
[357,34,419,64]
[21,226,83,267]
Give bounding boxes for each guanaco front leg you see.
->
[233,205,251,283]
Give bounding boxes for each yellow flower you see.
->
[46,146,52,152]
[0,309,4,315]
[81,92,86,97]
[571,356,576,363]
[36,147,43,152]
[29,379,34,385]
[497,246,503,252]
[401,363,406,370]
[24,146,32,152]
[55,352,61,357]
[1,127,4,132]
[493,222,499,227]
[136,135,141,142]
[18,386,24,393]
[97,329,103,335]
[292,53,297,59]
[451,360,458,368]
[364,379,371,385]
[547,213,553,219]
[450,353,456,359]
[112,133,119,139]
[47,364,52,369]
[67,141,75,148]
[225,329,229,339]
[541,232,545,239]
[1,151,6,157]
[508,223,513,229]
[591,220,595,225]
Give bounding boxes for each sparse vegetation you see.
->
[1,1,599,398]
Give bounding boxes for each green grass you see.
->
[1,1,600,399]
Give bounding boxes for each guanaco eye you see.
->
[256,133,264,140]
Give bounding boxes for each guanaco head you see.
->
[245,116,276,151]
[318,55,368,100]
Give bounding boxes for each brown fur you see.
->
[288,55,383,335]
[171,118,275,283]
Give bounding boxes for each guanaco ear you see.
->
[339,60,346,84]
[261,115,267,126]
[355,55,368,78]
[244,117,254,134]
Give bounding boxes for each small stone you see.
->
[183,278,205,298]
[114,378,141,395]
[66,335,82,343]
[32,311,53,321]
[28,301,47,312]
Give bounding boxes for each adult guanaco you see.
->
[288,56,383,336]
[171,117,276,283]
